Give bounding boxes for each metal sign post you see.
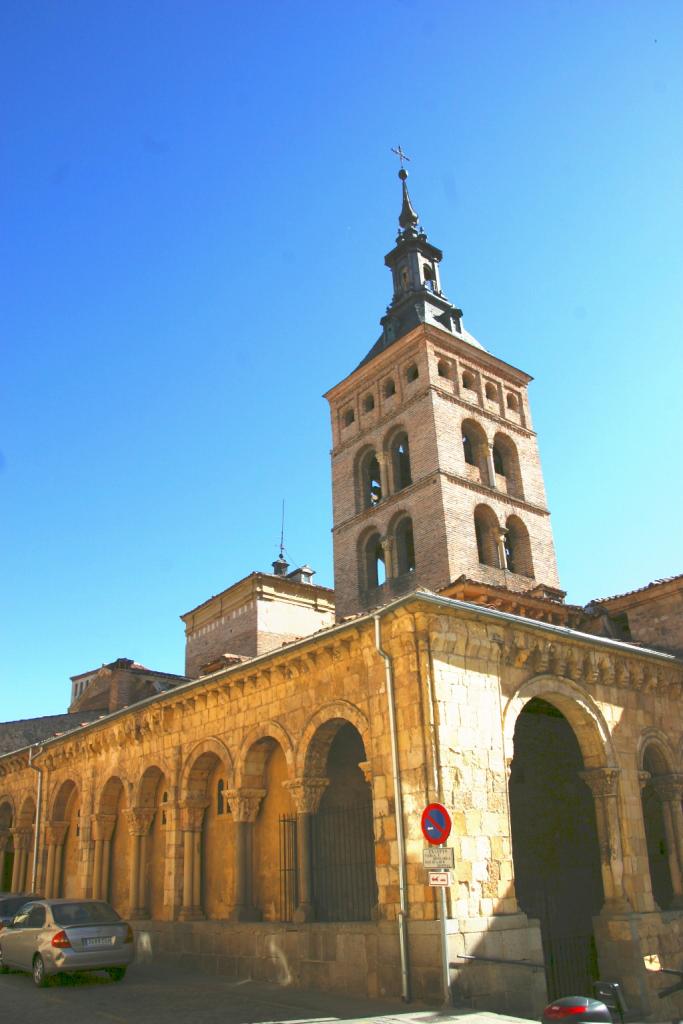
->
[421,804,453,1009]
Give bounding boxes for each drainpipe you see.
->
[28,745,44,893]
[374,612,410,1003]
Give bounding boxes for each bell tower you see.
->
[325,167,562,620]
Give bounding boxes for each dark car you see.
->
[0,894,41,930]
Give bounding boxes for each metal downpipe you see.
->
[374,612,410,1002]
[28,745,44,893]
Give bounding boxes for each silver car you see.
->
[0,898,135,986]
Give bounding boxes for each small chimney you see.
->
[272,554,290,576]
[287,564,315,585]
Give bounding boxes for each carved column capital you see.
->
[90,813,117,842]
[580,767,620,798]
[126,806,155,837]
[226,789,266,823]
[283,778,329,814]
[10,827,33,852]
[357,761,373,785]
[179,799,209,832]
[652,773,683,803]
[638,770,652,791]
[0,829,10,852]
[45,822,68,847]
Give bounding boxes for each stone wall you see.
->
[1,595,682,1016]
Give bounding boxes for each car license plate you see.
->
[83,936,114,947]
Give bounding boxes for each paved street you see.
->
[0,961,538,1024]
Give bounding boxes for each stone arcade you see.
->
[1,171,682,1018]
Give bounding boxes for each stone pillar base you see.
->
[293,902,315,923]
[129,906,150,920]
[230,905,262,922]
[178,906,205,921]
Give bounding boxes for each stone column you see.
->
[496,528,508,571]
[178,799,208,920]
[127,808,155,919]
[580,768,632,913]
[486,445,497,488]
[228,789,265,922]
[284,778,329,922]
[44,823,68,897]
[11,829,34,893]
[376,452,389,501]
[652,773,683,908]
[90,814,117,900]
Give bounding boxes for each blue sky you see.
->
[2,1,682,721]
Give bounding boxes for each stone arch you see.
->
[296,701,372,779]
[461,417,489,483]
[474,504,501,569]
[0,798,14,890]
[180,737,234,801]
[235,721,295,790]
[97,775,127,911]
[505,514,534,578]
[50,778,79,822]
[235,725,295,921]
[357,524,386,594]
[17,795,36,828]
[638,729,675,775]
[0,795,16,827]
[387,509,416,577]
[133,763,171,920]
[493,431,524,498]
[639,729,678,910]
[133,759,173,808]
[502,674,617,771]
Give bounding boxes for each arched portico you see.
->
[638,733,683,909]
[0,799,14,890]
[45,779,79,898]
[290,705,376,924]
[503,676,627,997]
[179,738,234,920]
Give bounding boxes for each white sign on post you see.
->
[423,846,454,869]
[428,871,451,886]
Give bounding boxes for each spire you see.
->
[355,153,467,368]
[398,168,419,235]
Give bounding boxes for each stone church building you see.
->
[1,170,682,1018]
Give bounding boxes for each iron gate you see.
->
[311,802,377,921]
[538,894,599,999]
[279,814,298,922]
[278,803,377,923]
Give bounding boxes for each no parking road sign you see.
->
[421,802,451,845]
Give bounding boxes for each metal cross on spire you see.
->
[391,145,411,169]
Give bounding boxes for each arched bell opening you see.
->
[509,698,603,997]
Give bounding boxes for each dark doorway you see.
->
[313,723,377,921]
[509,698,604,997]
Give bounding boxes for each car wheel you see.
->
[107,967,127,982]
[32,954,48,988]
